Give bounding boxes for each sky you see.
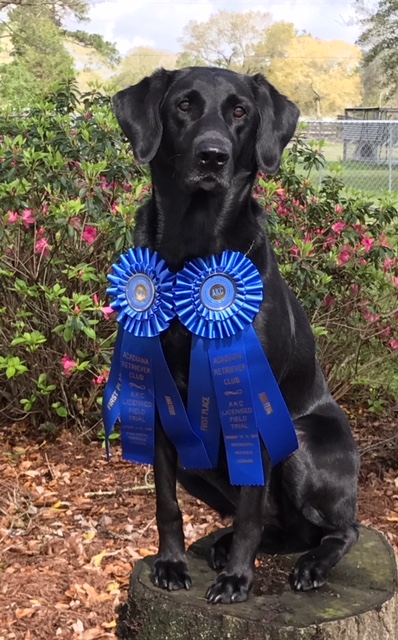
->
[77,0,362,57]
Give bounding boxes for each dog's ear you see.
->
[112,68,174,164]
[252,73,299,175]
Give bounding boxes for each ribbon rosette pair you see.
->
[103,248,298,485]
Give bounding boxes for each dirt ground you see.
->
[0,406,397,640]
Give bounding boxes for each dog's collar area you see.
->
[244,240,255,257]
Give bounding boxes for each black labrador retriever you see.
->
[112,67,359,604]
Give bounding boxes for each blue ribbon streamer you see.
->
[243,325,298,464]
[103,325,123,460]
[208,335,264,486]
[188,336,221,467]
[118,330,155,465]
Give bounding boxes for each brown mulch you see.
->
[0,406,397,640]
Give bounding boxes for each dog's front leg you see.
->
[206,486,265,604]
[152,421,192,591]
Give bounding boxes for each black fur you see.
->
[113,67,359,604]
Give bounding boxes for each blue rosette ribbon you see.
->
[103,247,212,470]
[175,250,298,486]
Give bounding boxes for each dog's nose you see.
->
[195,141,230,169]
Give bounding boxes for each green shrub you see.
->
[261,136,398,402]
[0,88,397,432]
[0,85,151,430]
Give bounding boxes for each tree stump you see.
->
[117,526,398,640]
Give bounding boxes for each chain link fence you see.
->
[300,120,398,194]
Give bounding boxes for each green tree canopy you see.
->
[0,0,119,109]
[0,6,76,108]
[356,0,398,101]
[0,0,89,21]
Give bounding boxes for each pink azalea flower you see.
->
[394,277,398,289]
[61,354,78,376]
[323,238,337,250]
[93,293,100,305]
[82,225,97,245]
[364,310,380,324]
[388,339,398,350]
[6,210,19,223]
[335,205,344,214]
[379,233,391,249]
[322,295,336,308]
[101,306,114,320]
[69,216,81,230]
[22,209,35,228]
[291,245,300,257]
[277,205,289,216]
[380,327,391,339]
[34,237,50,257]
[93,370,109,386]
[383,258,395,272]
[332,221,346,233]
[338,247,351,266]
[362,236,375,253]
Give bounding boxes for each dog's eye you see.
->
[233,106,246,119]
[178,100,191,112]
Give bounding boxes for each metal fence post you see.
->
[388,123,393,193]
[318,121,323,187]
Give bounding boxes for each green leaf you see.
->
[83,326,96,340]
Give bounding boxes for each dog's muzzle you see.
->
[181,138,233,192]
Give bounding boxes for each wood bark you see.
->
[117,526,398,640]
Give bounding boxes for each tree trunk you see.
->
[117,526,398,640]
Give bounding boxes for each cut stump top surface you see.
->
[120,527,398,640]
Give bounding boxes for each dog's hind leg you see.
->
[293,523,359,590]
[152,423,192,591]
[285,406,360,591]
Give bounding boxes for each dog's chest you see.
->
[160,319,192,397]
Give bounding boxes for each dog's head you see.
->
[113,67,299,192]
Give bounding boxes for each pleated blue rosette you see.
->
[175,250,298,485]
[103,247,212,469]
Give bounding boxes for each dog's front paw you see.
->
[292,553,328,591]
[152,558,192,591]
[206,571,252,604]
[210,532,233,570]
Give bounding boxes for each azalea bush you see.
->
[259,136,398,404]
[0,84,151,430]
[0,87,397,432]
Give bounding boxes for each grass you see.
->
[306,142,398,196]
